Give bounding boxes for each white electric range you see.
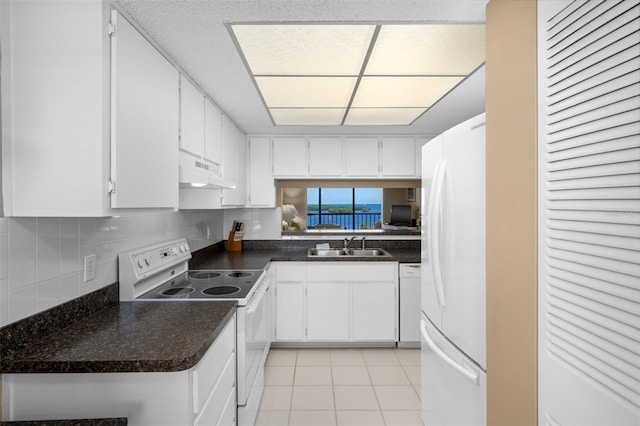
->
[118,239,271,426]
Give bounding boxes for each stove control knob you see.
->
[144,256,152,266]
[172,248,179,256]
[180,245,186,253]
[137,258,145,268]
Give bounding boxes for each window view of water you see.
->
[307,188,382,230]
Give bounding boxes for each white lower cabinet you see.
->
[274,263,305,343]
[352,283,397,341]
[273,262,398,343]
[2,314,237,426]
[306,283,350,341]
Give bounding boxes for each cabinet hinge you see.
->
[107,180,116,194]
[108,23,116,37]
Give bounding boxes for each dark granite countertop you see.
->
[1,239,417,376]
[1,301,236,374]
[189,240,420,270]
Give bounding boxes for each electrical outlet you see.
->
[84,254,96,282]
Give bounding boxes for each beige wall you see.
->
[486,1,538,425]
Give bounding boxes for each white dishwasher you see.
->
[399,263,421,347]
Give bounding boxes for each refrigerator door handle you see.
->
[431,161,447,307]
[426,161,441,302]
[420,319,479,385]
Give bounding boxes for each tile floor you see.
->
[256,347,422,426]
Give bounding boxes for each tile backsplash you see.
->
[0,207,282,327]
[0,210,226,326]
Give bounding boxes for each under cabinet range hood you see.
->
[179,154,235,189]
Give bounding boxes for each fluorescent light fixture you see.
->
[344,108,426,126]
[365,25,486,75]
[230,23,485,126]
[270,108,346,126]
[191,182,207,187]
[352,76,464,108]
[255,76,357,107]
[232,25,375,75]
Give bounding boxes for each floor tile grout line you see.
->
[260,347,421,425]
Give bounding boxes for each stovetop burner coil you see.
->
[160,287,194,296]
[227,271,253,278]
[189,272,223,279]
[202,286,241,296]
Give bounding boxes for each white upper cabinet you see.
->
[111,11,179,209]
[248,138,275,207]
[251,136,422,180]
[221,115,238,207]
[221,115,247,208]
[380,137,416,177]
[234,125,247,207]
[179,76,205,157]
[273,138,307,177]
[204,98,223,165]
[3,2,179,216]
[344,138,380,177]
[309,138,343,176]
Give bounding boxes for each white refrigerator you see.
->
[421,113,487,425]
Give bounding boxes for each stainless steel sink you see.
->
[344,249,392,257]
[307,248,392,257]
[307,248,349,257]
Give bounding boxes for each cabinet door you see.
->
[273,138,307,177]
[275,283,304,341]
[344,138,379,176]
[306,284,350,341]
[234,126,247,207]
[221,115,237,206]
[352,283,397,341]
[179,76,205,157]
[248,138,275,207]
[204,98,223,165]
[8,1,107,216]
[309,138,343,176]
[111,11,179,208]
[381,137,416,176]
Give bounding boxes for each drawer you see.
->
[194,350,235,425]
[400,263,421,278]
[193,314,235,413]
[276,263,304,282]
[306,263,397,282]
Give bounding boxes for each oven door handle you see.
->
[246,278,269,314]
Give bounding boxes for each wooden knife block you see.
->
[226,231,243,252]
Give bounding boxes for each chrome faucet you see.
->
[344,236,356,249]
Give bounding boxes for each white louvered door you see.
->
[538,1,640,425]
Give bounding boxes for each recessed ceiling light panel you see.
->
[351,76,464,108]
[255,76,357,107]
[365,24,485,75]
[344,108,426,126]
[270,108,346,125]
[232,24,375,75]
[230,23,485,126]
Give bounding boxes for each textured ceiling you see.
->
[115,0,487,136]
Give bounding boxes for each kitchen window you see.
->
[306,188,382,230]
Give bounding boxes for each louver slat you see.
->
[541,0,640,411]
[548,134,639,160]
